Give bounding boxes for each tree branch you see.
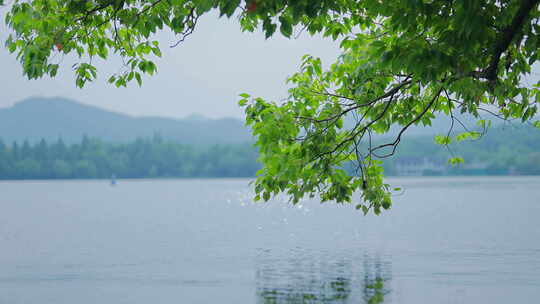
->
[295,78,412,124]
[483,0,540,81]
[370,87,443,158]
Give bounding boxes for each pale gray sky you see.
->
[0,11,340,119]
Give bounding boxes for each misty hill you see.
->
[0,97,513,146]
[0,97,252,145]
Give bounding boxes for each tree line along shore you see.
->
[0,124,539,180]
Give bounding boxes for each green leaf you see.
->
[434,135,452,145]
[448,157,465,166]
[279,16,293,38]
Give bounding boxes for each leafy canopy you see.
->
[4,0,540,214]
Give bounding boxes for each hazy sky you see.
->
[0,11,340,119]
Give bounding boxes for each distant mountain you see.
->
[0,97,517,145]
[0,97,252,145]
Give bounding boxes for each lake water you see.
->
[0,177,539,303]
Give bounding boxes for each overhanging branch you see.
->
[370,87,443,158]
[482,0,540,81]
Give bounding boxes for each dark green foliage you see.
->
[0,136,259,180]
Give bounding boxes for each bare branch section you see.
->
[296,79,412,124]
[370,87,443,158]
[301,76,415,166]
